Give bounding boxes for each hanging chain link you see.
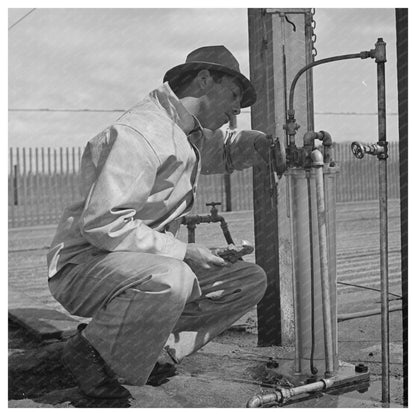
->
[311,8,318,60]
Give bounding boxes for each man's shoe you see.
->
[62,325,130,399]
[146,346,178,387]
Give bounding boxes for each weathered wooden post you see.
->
[248,8,315,346]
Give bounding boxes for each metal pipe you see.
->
[374,37,390,406]
[279,13,290,147]
[338,304,402,322]
[304,10,315,133]
[311,149,335,377]
[306,171,318,376]
[218,218,235,245]
[287,174,302,374]
[246,378,334,407]
[288,52,373,116]
[246,392,281,408]
[181,203,235,245]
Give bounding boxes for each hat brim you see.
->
[163,62,257,108]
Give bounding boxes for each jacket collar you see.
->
[149,82,202,138]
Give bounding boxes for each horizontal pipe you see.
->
[246,378,334,407]
[338,304,402,322]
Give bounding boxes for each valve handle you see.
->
[351,142,365,159]
[205,202,221,208]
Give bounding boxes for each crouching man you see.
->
[47,46,272,399]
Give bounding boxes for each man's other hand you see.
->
[184,243,227,269]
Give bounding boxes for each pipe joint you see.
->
[377,140,389,160]
[321,378,335,390]
[303,131,317,149]
[284,117,300,144]
[374,38,387,63]
[317,130,333,146]
[310,149,324,167]
[246,392,281,408]
[276,387,294,404]
[360,50,373,59]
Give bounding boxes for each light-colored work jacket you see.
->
[47,82,264,278]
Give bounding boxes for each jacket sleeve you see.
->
[79,125,187,259]
[195,128,266,174]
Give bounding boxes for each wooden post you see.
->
[248,8,314,346]
[395,7,408,407]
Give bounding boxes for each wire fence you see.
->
[8,142,400,228]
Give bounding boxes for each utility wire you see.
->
[8,108,399,116]
[8,9,36,31]
[337,281,402,299]
[8,108,126,113]
[8,108,251,114]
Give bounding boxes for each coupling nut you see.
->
[360,50,373,59]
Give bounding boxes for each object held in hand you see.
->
[213,240,254,263]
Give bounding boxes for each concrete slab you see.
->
[8,286,82,339]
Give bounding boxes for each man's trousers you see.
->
[49,252,267,385]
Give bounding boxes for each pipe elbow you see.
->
[246,395,263,408]
[246,392,281,408]
[303,131,318,148]
[311,149,324,167]
[318,130,333,146]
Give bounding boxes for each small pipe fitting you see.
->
[246,392,281,408]
[374,38,387,63]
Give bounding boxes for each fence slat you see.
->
[28,148,33,226]
[35,148,40,224]
[16,148,21,227]
[9,148,15,227]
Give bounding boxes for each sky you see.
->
[8,7,401,149]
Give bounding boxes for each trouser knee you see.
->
[249,263,267,303]
[235,262,267,305]
[152,258,200,304]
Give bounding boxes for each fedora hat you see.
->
[163,45,256,108]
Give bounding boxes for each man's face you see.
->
[197,75,242,131]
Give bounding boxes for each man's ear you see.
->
[196,69,213,91]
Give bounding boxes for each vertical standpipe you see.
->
[286,162,338,376]
[375,37,390,406]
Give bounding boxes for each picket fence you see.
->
[8,142,400,228]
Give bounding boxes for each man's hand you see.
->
[184,243,227,269]
[253,133,287,174]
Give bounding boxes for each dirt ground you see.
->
[8,200,406,407]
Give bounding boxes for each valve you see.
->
[351,141,387,159]
[205,201,221,218]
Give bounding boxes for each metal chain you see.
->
[311,8,318,60]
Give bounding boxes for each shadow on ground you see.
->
[8,321,134,408]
